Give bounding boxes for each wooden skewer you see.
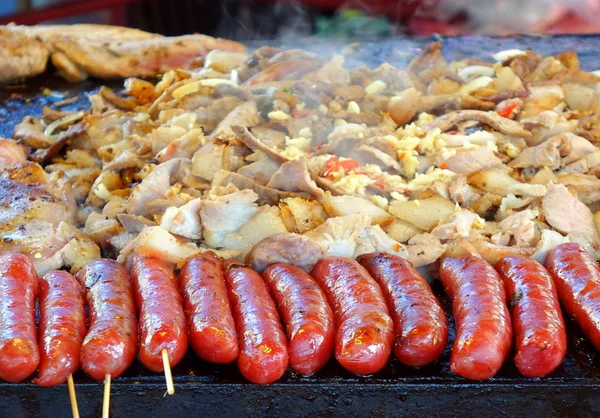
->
[67,374,80,418]
[162,348,175,395]
[103,374,111,418]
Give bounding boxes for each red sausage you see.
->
[497,256,566,378]
[357,253,448,367]
[224,261,288,384]
[0,253,39,382]
[34,270,86,386]
[180,252,238,364]
[311,257,394,375]
[131,255,188,373]
[262,263,334,376]
[546,242,600,351]
[439,256,512,380]
[77,259,137,381]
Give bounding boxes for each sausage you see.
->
[131,255,188,373]
[0,253,39,382]
[224,261,288,384]
[262,263,334,376]
[439,256,512,380]
[546,242,600,351]
[180,252,238,364]
[497,256,566,378]
[357,253,448,367]
[34,270,87,386]
[311,257,394,375]
[77,259,137,381]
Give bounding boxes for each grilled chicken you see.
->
[0,162,99,274]
[1,24,245,83]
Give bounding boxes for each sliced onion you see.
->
[43,111,85,143]
[492,49,526,61]
[172,78,238,99]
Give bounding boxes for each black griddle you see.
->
[2,35,600,418]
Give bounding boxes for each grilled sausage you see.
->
[34,270,86,386]
[225,261,288,384]
[497,256,566,377]
[131,255,188,373]
[180,252,238,364]
[262,263,334,376]
[311,257,394,375]
[357,253,448,367]
[0,253,39,382]
[77,259,137,381]
[439,256,512,380]
[546,242,600,351]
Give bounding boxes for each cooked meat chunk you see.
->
[245,232,324,272]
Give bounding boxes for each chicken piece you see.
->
[245,59,322,85]
[27,25,245,81]
[404,233,447,267]
[449,175,482,206]
[531,229,569,264]
[542,182,600,248]
[212,170,302,205]
[499,209,539,247]
[0,139,28,170]
[303,214,371,258]
[201,189,259,247]
[13,116,47,149]
[279,197,328,234]
[383,219,424,243]
[192,138,248,182]
[0,26,48,84]
[160,198,203,240]
[211,102,260,138]
[237,151,281,185]
[127,159,191,217]
[431,210,484,240]
[245,232,324,273]
[232,125,290,165]
[157,129,204,162]
[249,127,286,150]
[353,225,408,259]
[84,212,124,249]
[267,157,324,199]
[468,168,547,197]
[407,42,463,92]
[117,214,156,234]
[496,194,535,220]
[118,226,200,266]
[425,110,531,138]
[441,147,502,174]
[0,162,99,273]
[508,134,570,170]
[470,239,536,265]
[218,206,288,255]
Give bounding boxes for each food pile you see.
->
[3,33,600,395]
[4,42,600,276]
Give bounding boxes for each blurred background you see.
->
[2,0,600,37]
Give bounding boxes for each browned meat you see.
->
[267,158,325,199]
[0,139,28,170]
[426,110,531,138]
[245,233,324,272]
[0,26,48,84]
[0,162,99,274]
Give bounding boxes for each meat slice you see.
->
[0,139,28,170]
[201,190,259,247]
[245,233,324,273]
[232,126,290,165]
[0,26,48,84]
[426,110,531,138]
[442,147,502,174]
[0,162,99,273]
[508,134,570,170]
[542,182,600,248]
[267,158,325,199]
[303,214,372,258]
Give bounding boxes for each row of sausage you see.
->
[0,241,598,385]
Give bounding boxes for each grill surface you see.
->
[2,34,600,417]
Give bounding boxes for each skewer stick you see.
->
[103,374,111,418]
[67,374,80,418]
[162,348,175,395]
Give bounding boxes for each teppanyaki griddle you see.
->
[2,34,600,418]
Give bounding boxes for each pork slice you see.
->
[267,157,324,199]
[245,233,324,273]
